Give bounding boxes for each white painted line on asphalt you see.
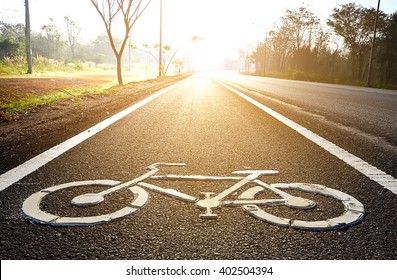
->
[0,79,187,192]
[217,80,397,195]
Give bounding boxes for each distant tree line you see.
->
[247,3,397,87]
[0,16,146,67]
[0,13,182,81]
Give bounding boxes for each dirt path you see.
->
[0,77,110,99]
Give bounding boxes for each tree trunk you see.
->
[116,55,123,85]
[350,53,356,80]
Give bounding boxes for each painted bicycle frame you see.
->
[22,163,365,230]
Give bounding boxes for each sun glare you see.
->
[189,40,227,71]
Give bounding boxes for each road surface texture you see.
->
[1,73,396,259]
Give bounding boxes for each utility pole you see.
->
[128,31,132,72]
[367,0,381,87]
[158,0,163,77]
[25,0,33,74]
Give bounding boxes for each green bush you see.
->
[0,55,91,74]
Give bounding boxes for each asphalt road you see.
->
[1,73,396,259]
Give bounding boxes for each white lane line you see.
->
[0,79,187,192]
[216,80,397,195]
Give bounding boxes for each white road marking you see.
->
[21,163,365,229]
[0,79,187,192]
[216,80,397,195]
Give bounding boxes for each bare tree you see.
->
[140,43,179,76]
[64,16,81,60]
[91,0,151,85]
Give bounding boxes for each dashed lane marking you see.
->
[216,79,397,195]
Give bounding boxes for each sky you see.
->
[1,0,396,68]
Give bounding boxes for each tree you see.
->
[172,59,184,74]
[378,12,397,85]
[251,43,266,75]
[64,16,81,60]
[0,38,21,59]
[267,24,291,72]
[41,18,63,59]
[281,6,320,52]
[91,0,152,85]
[238,46,254,73]
[280,5,320,72]
[93,34,118,64]
[140,43,179,76]
[0,21,25,59]
[327,3,387,80]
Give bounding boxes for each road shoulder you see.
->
[0,74,190,174]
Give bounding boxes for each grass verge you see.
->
[0,74,188,122]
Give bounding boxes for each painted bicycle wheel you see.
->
[21,180,148,226]
[240,183,365,231]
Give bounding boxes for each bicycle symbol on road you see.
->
[22,163,365,230]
